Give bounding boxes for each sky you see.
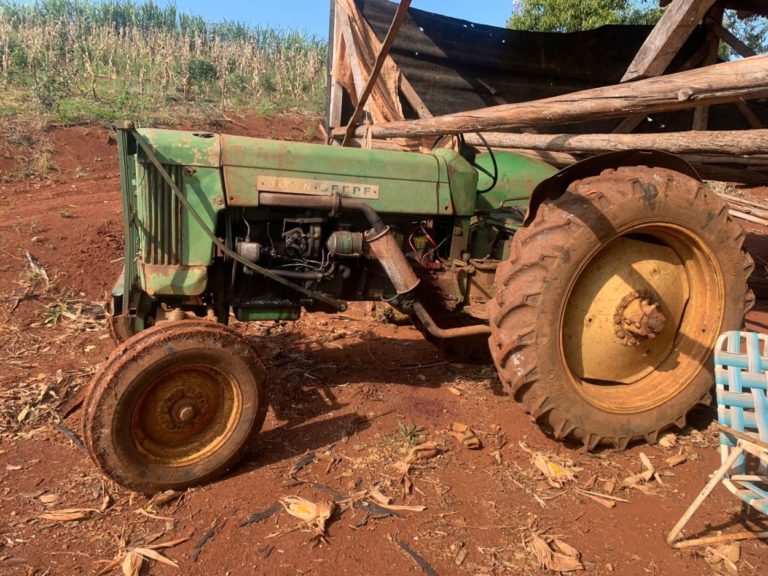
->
[176,1,509,38]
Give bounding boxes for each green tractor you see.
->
[84,123,753,492]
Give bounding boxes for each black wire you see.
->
[473,132,498,193]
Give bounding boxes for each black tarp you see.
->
[344,0,767,133]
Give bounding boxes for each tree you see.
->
[507,1,766,57]
[507,0,663,32]
[724,10,767,55]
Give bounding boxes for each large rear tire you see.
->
[84,320,268,492]
[488,167,754,449]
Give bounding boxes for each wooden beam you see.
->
[710,16,758,58]
[736,101,765,129]
[341,0,411,146]
[622,0,718,82]
[612,114,646,133]
[334,55,768,140]
[327,1,344,132]
[461,129,768,156]
[692,6,724,131]
[400,74,432,119]
[338,9,367,102]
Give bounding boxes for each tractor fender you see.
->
[523,150,700,226]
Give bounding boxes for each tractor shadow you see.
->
[236,320,496,468]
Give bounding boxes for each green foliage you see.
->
[508,0,662,32]
[397,421,426,445]
[0,0,328,122]
[723,10,768,56]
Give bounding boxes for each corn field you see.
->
[0,0,328,121]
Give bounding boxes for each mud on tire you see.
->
[84,320,268,492]
[488,167,754,450]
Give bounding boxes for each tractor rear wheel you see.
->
[84,320,268,492]
[488,166,754,449]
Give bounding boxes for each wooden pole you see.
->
[340,0,411,146]
[333,55,768,140]
[460,129,768,156]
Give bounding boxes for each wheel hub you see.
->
[173,401,198,423]
[562,236,689,385]
[614,292,667,346]
[134,364,239,464]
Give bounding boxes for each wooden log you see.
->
[334,55,768,140]
[460,130,768,157]
[623,0,718,82]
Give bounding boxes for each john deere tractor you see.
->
[84,124,753,492]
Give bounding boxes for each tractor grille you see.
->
[138,162,183,265]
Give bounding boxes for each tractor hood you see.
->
[137,128,478,216]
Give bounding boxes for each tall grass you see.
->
[0,0,328,123]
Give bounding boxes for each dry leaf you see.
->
[448,422,482,450]
[17,406,30,423]
[705,542,740,576]
[528,533,584,572]
[39,507,99,521]
[405,441,439,464]
[132,547,179,567]
[447,386,462,396]
[146,489,182,509]
[665,454,687,467]
[375,503,426,512]
[553,538,580,558]
[520,442,580,488]
[280,496,335,533]
[148,536,190,550]
[39,494,59,505]
[369,486,393,505]
[639,452,654,473]
[121,551,143,576]
[658,433,678,448]
[281,495,318,522]
[576,490,616,509]
[720,542,741,563]
[533,454,577,487]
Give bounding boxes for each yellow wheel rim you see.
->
[561,223,724,413]
[131,364,242,466]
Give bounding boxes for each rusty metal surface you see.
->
[365,226,420,295]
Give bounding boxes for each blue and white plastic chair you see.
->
[667,331,768,547]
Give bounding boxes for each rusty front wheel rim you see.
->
[560,222,724,414]
[131,364,242,467]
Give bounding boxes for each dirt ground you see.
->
[1,114,767,576]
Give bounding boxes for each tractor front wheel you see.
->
[488,166,754,449]
[84,320,268,492]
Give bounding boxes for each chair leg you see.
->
[666,447,744,547]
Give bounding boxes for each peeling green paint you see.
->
[140,264,209,296]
